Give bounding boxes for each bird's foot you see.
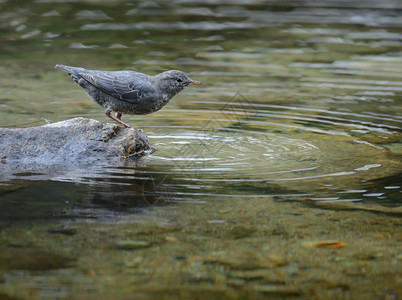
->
[105,112,131,128]
[121,123,132,128]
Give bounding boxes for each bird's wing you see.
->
[79,71,155,103]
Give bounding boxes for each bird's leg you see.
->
[115,112,137,130]
[105,110,131,128]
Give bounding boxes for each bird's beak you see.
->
[189,80,203,86]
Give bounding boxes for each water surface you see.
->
[0,0,401,299]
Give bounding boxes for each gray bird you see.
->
[55,64,202,128]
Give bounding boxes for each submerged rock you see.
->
[0,247,74,271]
[115,240,151,250]
[0,118,152,180]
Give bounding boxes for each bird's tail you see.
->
[55,64,85,76]
[55,64,86,83]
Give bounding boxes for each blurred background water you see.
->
[0,0,401,299]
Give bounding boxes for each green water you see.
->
[0,0,401,299]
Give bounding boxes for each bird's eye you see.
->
[177,78,182,83]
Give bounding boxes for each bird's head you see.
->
[155,70,202,97]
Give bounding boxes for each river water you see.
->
[0,1,401,299]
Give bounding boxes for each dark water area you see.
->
[0,0,401,299]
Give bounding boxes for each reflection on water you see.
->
[0,0,401,298]
[0,178,172,221]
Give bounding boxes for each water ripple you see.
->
[1,0,401,213]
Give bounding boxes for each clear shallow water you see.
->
[0,1,401,299]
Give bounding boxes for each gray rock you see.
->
[0,118,152,181]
